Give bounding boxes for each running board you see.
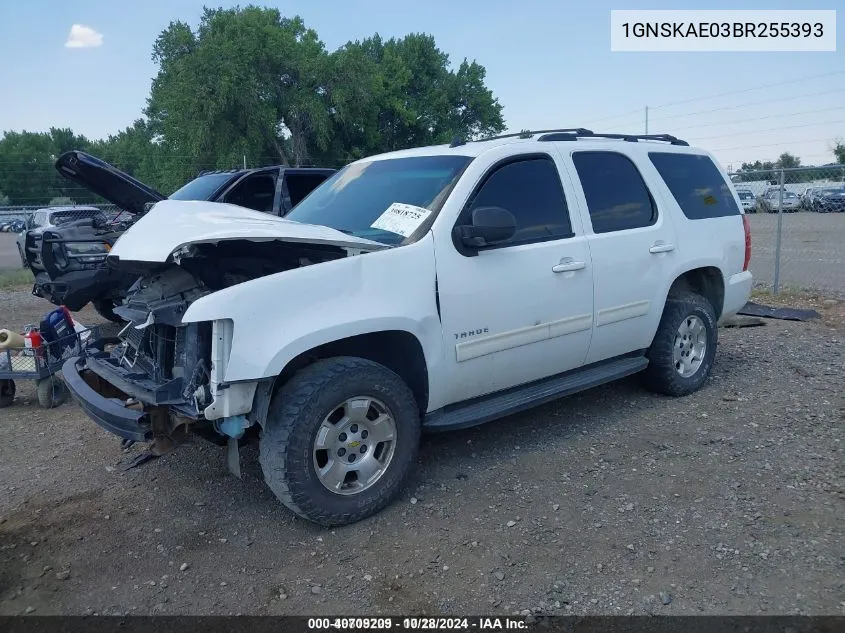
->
[423,355,649,432]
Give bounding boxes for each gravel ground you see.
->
[0,289,843,617]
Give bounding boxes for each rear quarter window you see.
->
[649,152,741,220]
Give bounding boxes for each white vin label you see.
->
[370,202,432,237]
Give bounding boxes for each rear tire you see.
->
[644,292,717,397]
[259,357,421,526]
[0,379,15,408]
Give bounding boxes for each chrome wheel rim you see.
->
[312,396,397,496]
[673,315,707,378]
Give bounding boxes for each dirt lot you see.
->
[0,234,23,270]
[0,289,843,617]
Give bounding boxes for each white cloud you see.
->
[65,24,103,49]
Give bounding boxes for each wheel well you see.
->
[277,331,429,415]
[667,267,725,318]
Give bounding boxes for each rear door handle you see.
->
[649,243,676,254]
[552,259,586,273]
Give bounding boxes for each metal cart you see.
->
[0,325,99,409]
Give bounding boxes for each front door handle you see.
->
[649,242,676,254]
[552,259,586,273]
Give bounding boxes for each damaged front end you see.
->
[32,213,135,311]
[62,235,360,470]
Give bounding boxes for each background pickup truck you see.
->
[27,150,335,321]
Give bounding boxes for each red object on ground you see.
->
[24,330,43,349]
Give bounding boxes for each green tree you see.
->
[90,119,174,193]
[0,6,506,199]
[834,141,845,165]
[775,152,800,169]
[324,34,504,163]
[0,190,9,206]
[145,8,504,169]
[48,196,76,206]
[146,7,332,172]
[0,128,92,205]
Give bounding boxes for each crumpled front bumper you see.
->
[62,355,152,442]
[34,267,129,312]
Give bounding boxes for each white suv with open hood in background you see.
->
[62,128,753,526]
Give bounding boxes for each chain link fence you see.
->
[0,204,124,234]
[729,165,845,298]
[3,165,844,298]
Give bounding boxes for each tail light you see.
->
[742,214,752,272]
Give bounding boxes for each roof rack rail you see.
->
[537,131,689,146]
[475,128,594,143]
[449,129,689,148]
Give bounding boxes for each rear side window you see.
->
[572,152,657,233]
[464,156,573,246]
[286,173,332,208]
[649,152,741,220]
[223,173,277,213]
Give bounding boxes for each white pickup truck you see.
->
[63,128,753,526]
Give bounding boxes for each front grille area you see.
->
[116,322,178,383]
[87,318,212,412]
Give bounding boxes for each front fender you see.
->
[181,233,444,384]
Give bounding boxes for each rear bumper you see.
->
[62,356,152,442]
[719,270,753,323]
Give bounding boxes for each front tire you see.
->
[260,357,421,526]
[92,299,125,323]
[644,292,717,397]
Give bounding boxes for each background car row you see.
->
[735,184,845,213]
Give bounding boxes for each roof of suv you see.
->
[196,166,337,177]
[355,129,710,163]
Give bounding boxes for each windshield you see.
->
[285,155,473,245]
[49,209,104,225]
[169,173,236,201]
[736,191,753,199]
[820,187,845,196]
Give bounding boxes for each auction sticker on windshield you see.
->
[370,202,432,237]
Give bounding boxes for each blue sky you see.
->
[0,0,842,168]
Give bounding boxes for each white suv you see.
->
[63,129,753,526]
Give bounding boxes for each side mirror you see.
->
[455,206,517,249]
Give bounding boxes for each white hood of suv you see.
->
[108,200,388,263]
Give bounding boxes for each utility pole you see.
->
[644,105,649,134]
[243,155,247,169]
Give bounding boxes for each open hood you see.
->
[55,150,166,215]
[108,199,389,263]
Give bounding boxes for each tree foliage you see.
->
[48,196,76,206]
[731,152,845,184]
[834,141,845,165]
[0,5,504,205]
